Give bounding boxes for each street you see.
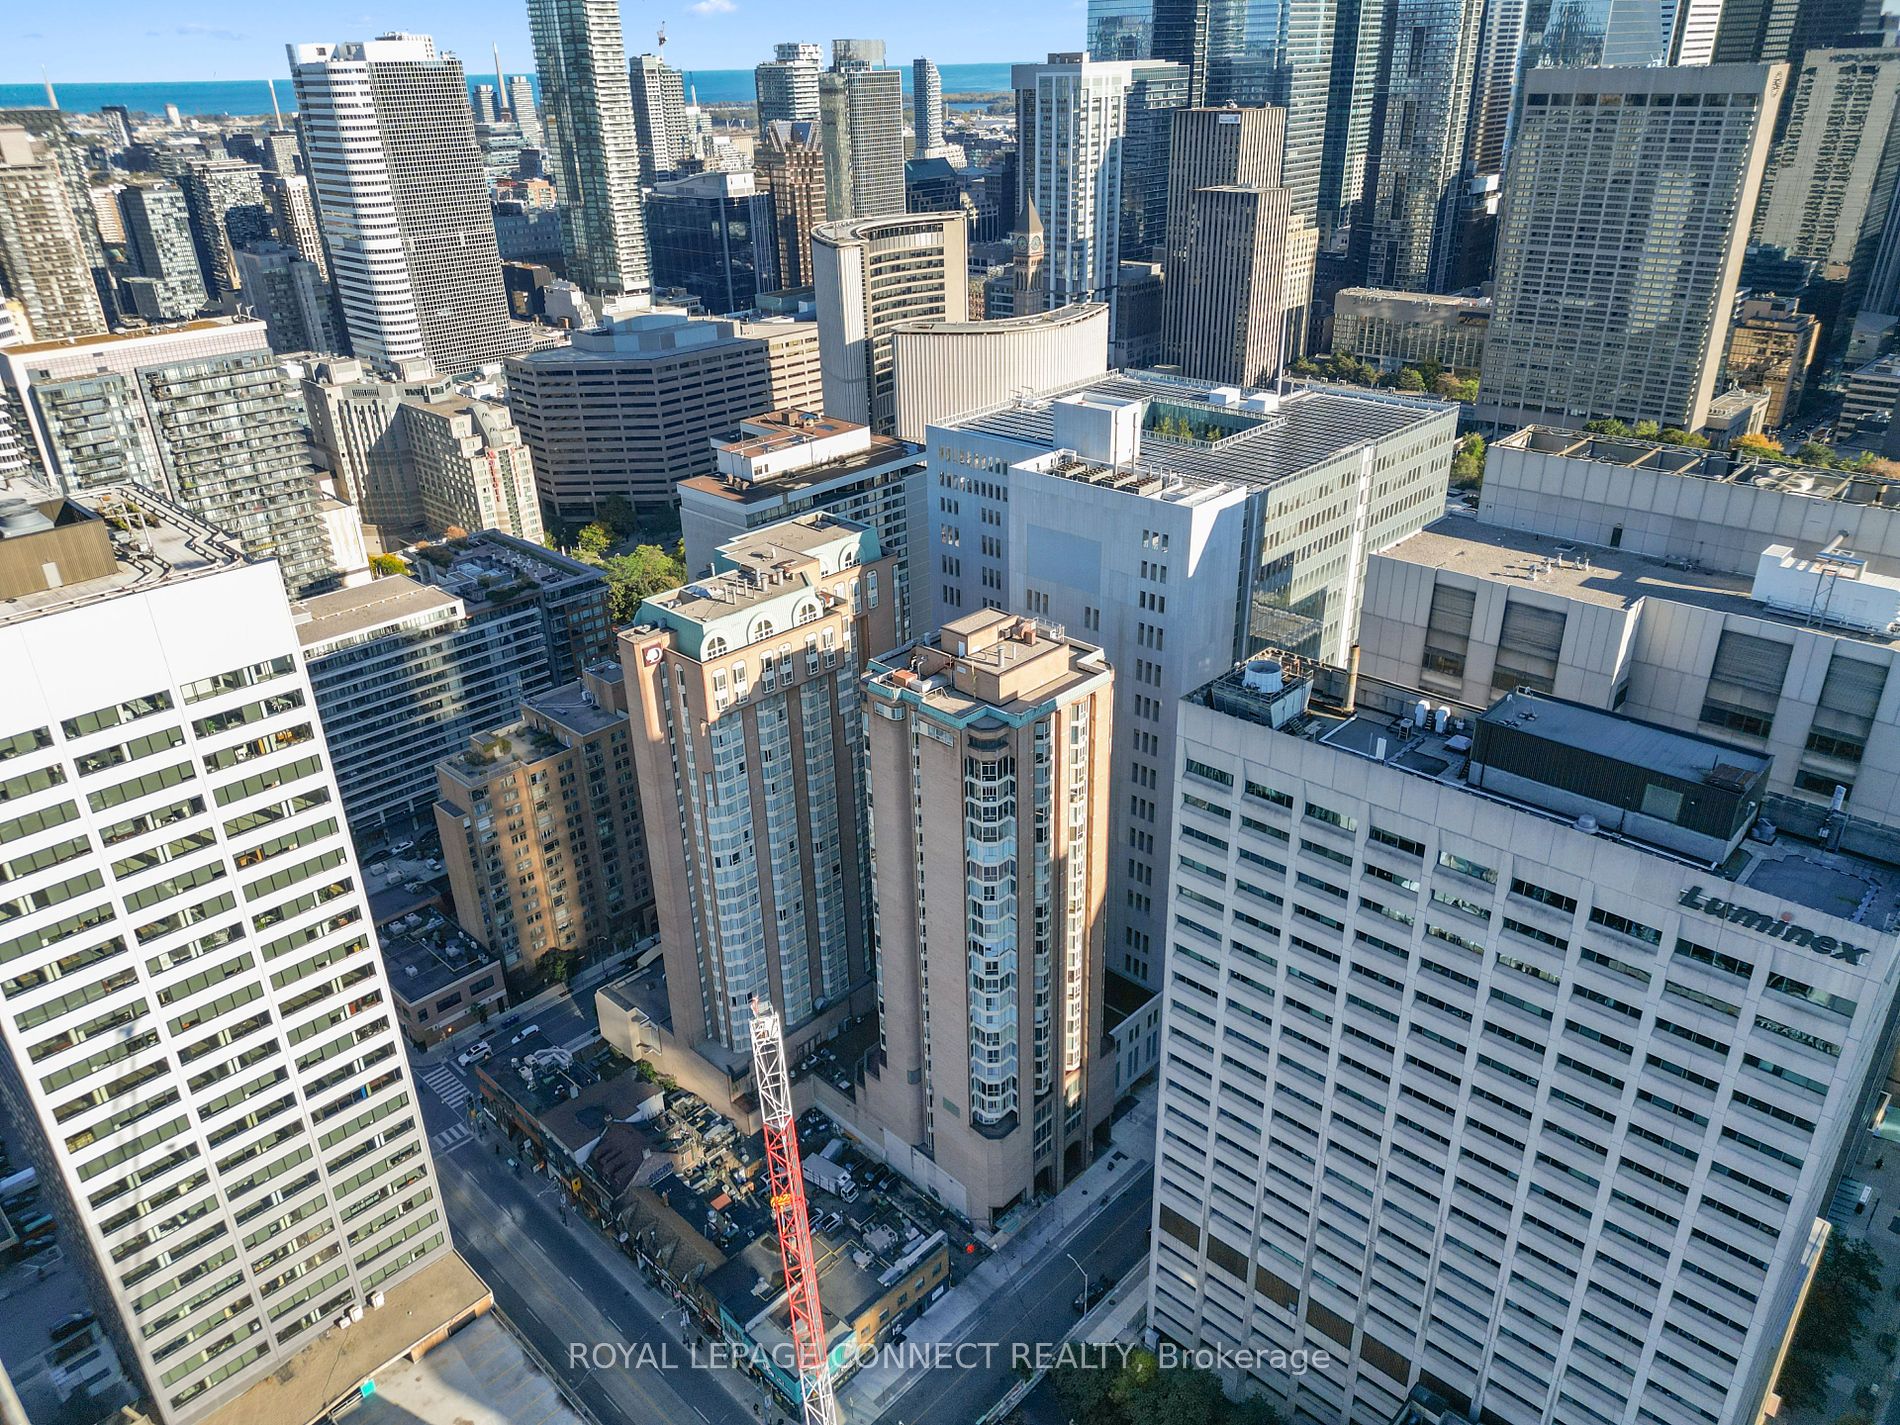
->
[876,1165,1155,1425]
[414,1049,769,1425]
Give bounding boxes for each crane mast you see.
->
[748,998,839,1425]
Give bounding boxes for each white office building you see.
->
[0,486,451,1423]
[1150,659,1900,1425]
[929,372,1456,985]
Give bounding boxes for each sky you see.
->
[2,0,1082,83]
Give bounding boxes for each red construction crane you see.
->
[749,997,839,1425]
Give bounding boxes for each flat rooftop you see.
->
[196,1252,491,1425]
[294,575,458,648]
[1500,426,1900,507]
[1196,664,1900,933]
[404,531,603,601]
[1382,518,1900,651]
[683,437,920,507]
[944,371,1449,491]
[0,316,239,358]
[526,677,623,737]
[0,483,248,628]
[379,908,498,1004]
[345,1314,585,1425]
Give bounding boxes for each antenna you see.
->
[658,22,668,53]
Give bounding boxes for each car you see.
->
[403,881,426,894]
[389,839,415,855]
[510,1025,542,1046]
[48,1312,94,1344]
[457,1041,492,1067]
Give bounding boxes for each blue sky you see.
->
[4,1,1081,82]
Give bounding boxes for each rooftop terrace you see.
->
[0,484,248,628]
[1500,426,1900,507]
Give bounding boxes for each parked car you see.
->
[457,1041,492,1067]
[510,1025,541,1046]
[48,1312,94,1344]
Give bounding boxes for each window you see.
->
[1700,631,1791,737]
[1492,601,1566,693]
[1805,655,1885,764]
[1422,584,1474,680]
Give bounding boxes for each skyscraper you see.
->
[1752,48,1900,336]
[403,394,545,542]
[119,181,208,324]
[756,41,823,125]
[1168,185,1316,384]
[818,61,906,221]
[1119,60,1191,262]
[646,171,781,313]
[623,514,898,1054]
[1014,54,1137,314]
[912,57,945,156]
[1088,0,1159,60]
[630,53,690,183]
[756,119,827,289]
[232,241,342,354]
[474,83,502,124]
[1477,64,1786,433]
[0,321,337,596]
[1353,0,1484,292]
[528,0,650,297]
[812,212,969,433]
[862,612,1115,1226]
[0,109,111,330]
[832,38,888,68]
[180,157,271,298]
[1321,0,1387,244]
[0,125,107,341]
[509,73,543,146]
[0,485,454,1423]
[265,173,329,278]
[289,34,520,376]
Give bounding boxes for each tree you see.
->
[1795,441,1839,467]
[598,494,639,537]
[575,522,614,564]
[601,543,687,623]
[1631,420,1660,439]
[1393,367,1428,393]
[1657,428,1711,448]
[1583,418,1631,436]
[1775,1235,1884,1410]
[369,552,410,578]
[1441,375,1479,404]
[1733,433,1784,458]
[1451,433,1486,488]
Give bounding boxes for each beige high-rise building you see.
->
[756,119,826,289]
[0,125,107,342]
[435,662,654,974]
[1161,106,1313,384]
[861,610,1115,1227]
[812,212,967,433]
[1477,64,1786,433]
[404,395,544,543]
[504,306,821,521]
[622,514,898,1057]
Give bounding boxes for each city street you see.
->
[414,1052,769,1425]
[873,1165,1155,1425]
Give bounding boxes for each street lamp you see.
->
[1066,1252,1089,1313]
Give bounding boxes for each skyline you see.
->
[0,0,1079,85]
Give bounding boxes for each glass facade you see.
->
[645,182,779,315]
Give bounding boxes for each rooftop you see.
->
[867,611,1110,720]
[642,513,877,637]
[343,1314,586,1425]
[0,316,241,359]
[1381,518,1900,650]
[378,908,498,1004]
[195,1252,490,1425]
[942,370,1449,492]
[888,302,1109,337]
[1194,661,1900,935]
[403,531,604,606]
[293,575,459,649]
[0,484,248,628]
[1498,426,1900,507]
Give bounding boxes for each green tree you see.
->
[601,543,687,623]
[1657,428,1711,448]
[597,493,639,536]
[368,552,410,578]
[1775,1235,1884,1410]
[1415,357,1444,389]
[1796,441,1839,467]
[1393,367,1428,393]
[574,522,614,564]
[1632,419,1661,439]
[1583,418,1631,436]
[1451,433,1486,488]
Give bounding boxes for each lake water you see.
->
[0,63,1020,120]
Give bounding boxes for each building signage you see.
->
[1678,886,1870,965]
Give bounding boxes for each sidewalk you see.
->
[839,1084,1158,1421]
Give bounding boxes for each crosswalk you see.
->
[421,1064,471,1111]
[432,1123,474,1153]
